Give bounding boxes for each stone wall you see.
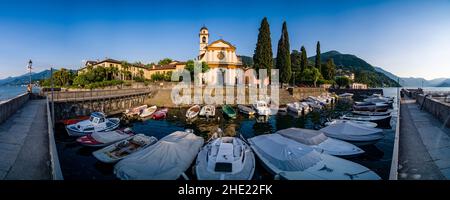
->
[0,93,29,124]
[416,94,450,127]
[289,87,328,100]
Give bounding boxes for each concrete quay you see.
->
[398,97,450,180]
[0,99,51,180]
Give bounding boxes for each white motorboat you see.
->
[341,114,392,128]
[124,105,148,116]
[352,110,392,116]
[248,134,381,180]
[195,136,255,180]
[238,105,255,115]
[65,112,120,137]
[252,100,270,116]
[339,93,354,98]
[325,119,378,128]
[287,102,308,115]
[276,128,364,156]
[303,99,323,110]
[92,134,158,163]
[114,131,204,180]
[199,105,216,117]
[320,122,384,145]
[186,105,201,119]
[353,102,389,112]
[76,128,135,147]
[139,106,157,118]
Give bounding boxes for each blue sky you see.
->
[0,0,450,79]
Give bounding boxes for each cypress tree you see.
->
[253,17,273,76]
[300,46,307,74]
[290,50,301,85]
[323,58,336,80]
[315,41,321,72]
[276,21,291,84]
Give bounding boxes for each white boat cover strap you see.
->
[249,134,322,171]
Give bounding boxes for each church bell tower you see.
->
[199,26,209,56]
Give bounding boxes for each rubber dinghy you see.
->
[195,136,255,180]
[248,134,381,180]
[114,131,204,180]
[276,128,364,157]
[320,122,384,146]
[186,105,201,119]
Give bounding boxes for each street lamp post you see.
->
[27,60,32,93]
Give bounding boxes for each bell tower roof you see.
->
[200,25,208,32]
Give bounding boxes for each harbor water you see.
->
[55,88,399,180]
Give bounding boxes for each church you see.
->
[197,26,243,85]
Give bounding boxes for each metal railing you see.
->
[42,88,153,102]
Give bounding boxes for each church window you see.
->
[202,36,206,43]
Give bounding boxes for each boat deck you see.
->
[399,97,450,179]
[0,100,51,180]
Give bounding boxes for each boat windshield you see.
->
[214,162,233,172]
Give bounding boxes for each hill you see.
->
[308,51,400,87]
[0,70,51,86]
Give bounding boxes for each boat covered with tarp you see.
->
[248,134,381,180]
[114,131,204,180]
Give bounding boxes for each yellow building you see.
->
[78,59,185,80]
[197,26,243,85]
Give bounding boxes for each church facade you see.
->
[197,26,243,85]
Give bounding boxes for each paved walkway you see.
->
[399,97,450,180]
[0,100,51,180]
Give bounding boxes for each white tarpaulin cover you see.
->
[248,134,321,171]
[319,122,383,141]
[91,130,129,143]
[276,128,327,145]
[114,131,204,180]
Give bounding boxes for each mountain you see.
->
[373,67,450,87]
[309,51,400,87]
[0,70,51,86]
[374,67,399,81]
[239,55,254,67]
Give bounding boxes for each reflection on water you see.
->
[56,88,398,180]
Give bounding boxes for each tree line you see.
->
[253,17,337,87]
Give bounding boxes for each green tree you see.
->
[322,58,336,80]
[253,17,273,76]
[275,21,291,85]
[302,68,321,87]
[300,46,308,74]
[290,50,301,85]
[315,41,321,72]
[158,58,173,65]
[335,76,351,89]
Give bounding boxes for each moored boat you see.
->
[352,110,392,116]
[353,102,389,112]
[287,102,308,115]
[222,105,237,119]
[341,114,392,128]
[338,93,354,98]
[238,105,255,115]
[124,105,148,116]
[320,122,384,145]
[195,136,255,180]
[76,128,135,147]
[139,106,157,118]
[60,116,90,125]
[152,108,168,120]
[325,119,378,128]
[186,105,201,119]
[114,131,204,180]
[65,112,120,137]
[199,105,216,118]
[276,128,364,156]
[92,134,158,163]
[248,134,381,180]
[252,100,271,116]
